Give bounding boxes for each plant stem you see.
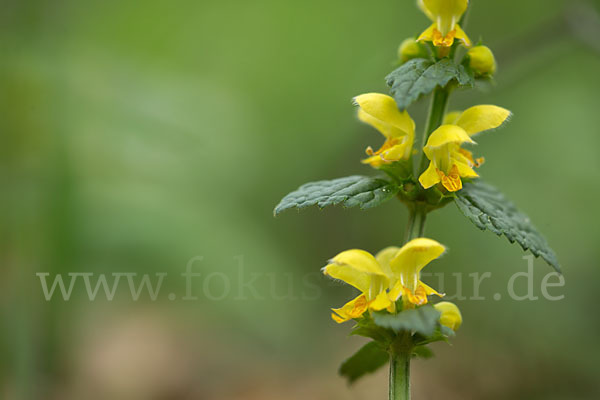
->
[389,352,411,400]
[395,79,449,400]
[404,208,427,243]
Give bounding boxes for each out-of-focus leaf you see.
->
[373,306,441,336]
[412,345,435,359]
[339,341,389,384]
[454,180,560,272]
[350,315,395,344]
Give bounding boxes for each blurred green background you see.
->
[2,0,600,399]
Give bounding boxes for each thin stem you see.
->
[392,7,470,400]
[389,352,411,400]
[404,207,427,243]
[417,211,427,237]
[403,211,416,244]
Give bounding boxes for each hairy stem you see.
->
[389,352,411,400]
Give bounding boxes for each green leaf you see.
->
[454,180,560,272]
[339,342,390,384]
[386,58,473,110]
[350,315,395,344]
[413,325,455,346]
[376,159,413,183]
[412,345,435,359]
[274,175,399,216]
[372,306,441,336]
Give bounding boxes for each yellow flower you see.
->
[434,301,462,331]
[467,45,497,77]
[353,93,416,168]
[323,238,445,323]
[386,238,446,307]
[417,0,471,48]
[419,105,511,192]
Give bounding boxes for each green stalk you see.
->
[393,207,425,400]
[403,208,427,243]
[394,72,450,400]
[392,5,470,399]
[389,352,411,400]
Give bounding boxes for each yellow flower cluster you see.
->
[323,238,445,323]
[322,1,514,330]
[356,93,510,192]
[323,238,463,331]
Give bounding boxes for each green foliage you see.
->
[372,305,441,336]
[376,160,413,183]
[412,345,434,359]
[413,326,454,346]
[386,58,473,110]
[274,175,399,216]
[339,341,390,384]
[350,314,395,344]
[455,180,560,272]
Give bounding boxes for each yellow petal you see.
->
[432,27,456,47]
[419,281,444,297]
[354,93,415,139]
[404,285,429,306]
[418,161,441,189]
[455,105,512,137]
[443,111,462,125]
[438,164,463,192]
[369,290,392,311]
[388,280,404,302]
[331,294,369,323]
[417,0,434,21]
[358,109,394,139]
[434,301,463,331]
[375,246,401,277]
[361,154,385,167]
[389,238,446,293]
[452,158,479,178]
[425,125,475,149]
[422,0,468,36]
[454,24,472,47]
[417,23,437,43]
[455,148,481,167]
[331,313,346,324]
[324,249,386,293]
[381,142,412,161]
[362,137,403,165]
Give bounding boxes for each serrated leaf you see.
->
[373,306,441,336]
[386,58,473,110]
[339,342,389,384]
[455,180,560,272]
[274,175,399,216]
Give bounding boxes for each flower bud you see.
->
[467,45,497,77]
[434,302,462,331]
[398,38,428,63]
